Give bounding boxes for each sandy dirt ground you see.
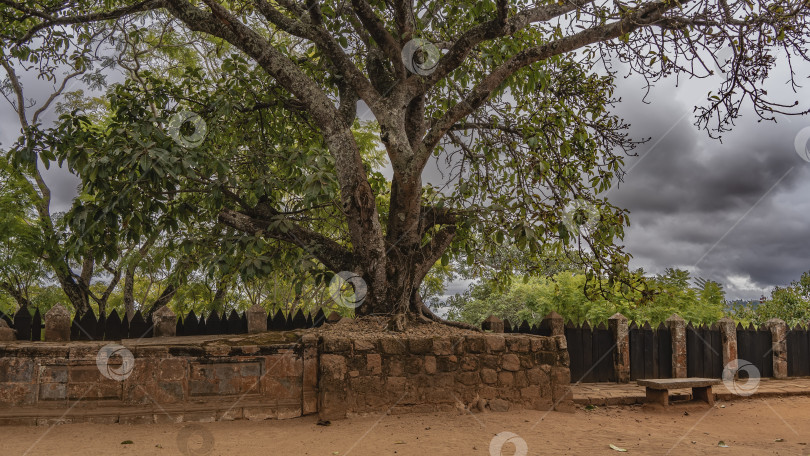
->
[5,396,810,456]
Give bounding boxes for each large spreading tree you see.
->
[2,0,808,326]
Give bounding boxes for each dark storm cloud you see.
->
[607,73,810,299]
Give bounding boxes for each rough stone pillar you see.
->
[766,318,788,379]
[0,319,16,341]
[482,315,504,333]
[608,313,630,383]
[153,306,177,337]
[44,304,71,342]
[542,311,565,336]
[666,314,687,378]
[246,304,267,333]
[717,317,738,370]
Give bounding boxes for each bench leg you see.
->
[692,386,714,405]
[646,388,668,405]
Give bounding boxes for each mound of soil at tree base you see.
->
[312,315,480,339]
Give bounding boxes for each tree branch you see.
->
[416,0,679,168]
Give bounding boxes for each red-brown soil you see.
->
[5,395,809,455]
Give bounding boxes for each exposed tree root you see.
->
[413,294,481,332]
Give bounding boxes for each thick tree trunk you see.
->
[54,271,91,317]
[211,283,227,312]
[123,267,136,321]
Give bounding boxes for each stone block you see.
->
[380,337,407,355]
[608,313,630,383]
[498,371,514,387]
[153,306,177,337]
[432,337,453,356]
[766,318,788,379]
[465,335,487,353]
[484,335,506,352]
[246,304,267,333]
[482,315,504,333]
[405,356,424,374]
[666,314,687,378]
[456,371,479,386]
[38,383,66,401]
[541,311,565,336]
[44,304,71,342]
[460,355,478,371]
[366,353,381,375]
[501,354,520,371]
[481,368,498,384]
[506,337,530,353]
[158,358,187,381]
[436,356,458,372]
[424,356,436,374]
[0,358,34,383]
[489,398,510,412]
[320,354,347,381]
[354,339,376,351]
[321,336,352,353]
[0,319,15,341]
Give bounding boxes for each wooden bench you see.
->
[636,378,721,406]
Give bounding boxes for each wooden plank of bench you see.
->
[637,378,720,389]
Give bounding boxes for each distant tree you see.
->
[728,272,810,326]
[446,268,726,326]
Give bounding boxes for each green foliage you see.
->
[446,268,726,326]
[727,272,810,327]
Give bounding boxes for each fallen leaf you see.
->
[585,405,597,411]
[609,444,627,452]
[395,441,406,444]
[718,441,729,448]
[121,440,133,445]
[775,439,784,442]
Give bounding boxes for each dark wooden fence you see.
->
[629,322,672,380]
[1,307,326,342]
[686,323,723,378]
[565,321,616,383]
[787,324,810,377]
[501,319,552,336]
[736,323,774,378]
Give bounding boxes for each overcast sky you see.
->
[2,51,809,302]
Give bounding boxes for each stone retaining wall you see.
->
[0,331,571,425]
[318,333,572,419]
